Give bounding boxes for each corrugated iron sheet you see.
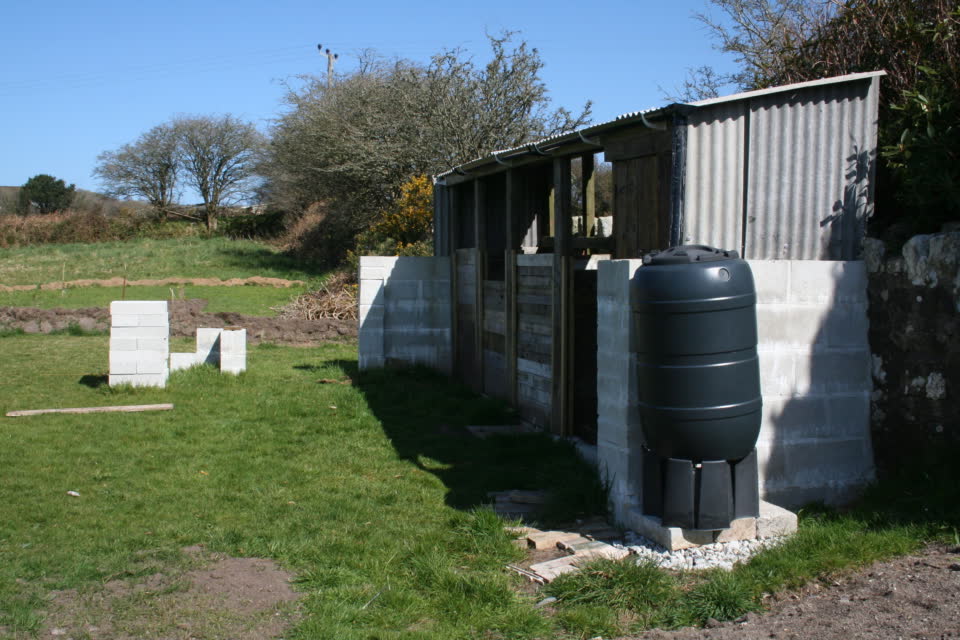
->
[743,75,880,259]
[682,72,880,260]
[683,101,747,253]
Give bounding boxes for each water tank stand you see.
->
[641,448,759,530]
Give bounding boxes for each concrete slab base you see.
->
[624,500,797,551]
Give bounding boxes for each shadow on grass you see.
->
[214,244,329,279]
[79,374,108,389]
[323,360,606,525]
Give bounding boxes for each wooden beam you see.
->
[505,169,523,250]
[505,249,518,406]
[551,157,572,436]
[582,153,596,238]
[7,403,174,417]
[473,179,486,391]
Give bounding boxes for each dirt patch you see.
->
[0,299,356,344]
[0,276,305,292]
[41,546,301,639]
[633,544,960,640]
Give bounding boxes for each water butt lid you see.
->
[643,245,740,266]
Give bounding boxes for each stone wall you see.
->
[864,232,960,473]
[358,256,453,373]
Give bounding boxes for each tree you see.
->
[173,115,264,231]
[18,174,75,214]
[93,123,180,216]
[265,33,591,264]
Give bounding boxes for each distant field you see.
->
[0,237,324,287]
[0,284,305,316]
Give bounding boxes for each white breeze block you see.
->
[219,329,246,374]
[169,327,246,374]
[109,301,170,388]
[170,352,202,372]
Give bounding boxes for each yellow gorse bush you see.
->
[370,175,433,246]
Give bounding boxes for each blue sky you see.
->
[0,0,737,195]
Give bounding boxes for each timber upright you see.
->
[633,246,761,530]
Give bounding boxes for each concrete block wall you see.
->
[359,256,453,373]
[596,260,645,521]
[109,301,169,387]
[750,260,874,505]
[596,259,874,523]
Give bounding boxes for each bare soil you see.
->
[0,299,356,344]
[40,546,301,639]
[634,544,960,640]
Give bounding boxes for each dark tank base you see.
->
[641,448,759,530]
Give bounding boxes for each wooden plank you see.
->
[475,250,485,393]
[505,250,518,405]
[552,158,572,436]
[451,248,459,380]
[583,153,596,238]
[7,403,174,417]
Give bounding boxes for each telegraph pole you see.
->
[317,44,338,88]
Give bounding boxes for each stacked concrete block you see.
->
[359,256,452,373]
[595,259,645,524]
[109,301,169,387]
[594,259,874,517]
[219,328,247,374]
[750,260,874,506]
[169,327,246,374]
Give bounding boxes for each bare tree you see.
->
[93,123,180,216]
[174,115,264,231]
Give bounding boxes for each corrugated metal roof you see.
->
[435,71,884,182]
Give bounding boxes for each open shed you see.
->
[360,71,881,513]
[429,71,882,440]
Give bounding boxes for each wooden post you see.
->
[582,153,596,238]
[505,250,518,406]
[551,157,572,435]
[504,169,521,406]
[474,179,486,391]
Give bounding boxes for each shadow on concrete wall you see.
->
[309,359,603,521]
[758,260,874,508]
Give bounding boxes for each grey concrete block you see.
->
[137,338,169,352]
[196,328,222,362]
[420,280,452,299]
[220,329,246,355]
[110,314,140,327]
[110,301,168,315]
[758,348,797,396]
[798,350,871,394]
[109,354,138,374]
[358,266,389,281]
[358,303,384,327]
[358,329,384,356]
[624,508,715,551]
[359,279,385,305]
[111,326,169,340]
[359,256,399,269]
[136,354,169,374]
[109,338,138,352]
[220,354,246,375]
[827,393,871,437]
[783,438,874,487]
[138,314,169,327]
[359,354,385,370]
[170,352,201,372]
[789,260,867,305]
[384,280,421,301]
[822,304,869,348]
[749,260,791,304]
[757,501,798,538]
[760,395,829,440]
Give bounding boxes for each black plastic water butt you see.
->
[635,245,762,462]
[634,245,762,530]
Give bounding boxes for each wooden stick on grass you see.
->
[6,403,174,418]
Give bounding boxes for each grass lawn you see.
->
[0,334,602,639]
[0,285,305,317]
[0,237,324,287]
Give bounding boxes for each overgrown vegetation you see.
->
[266,32,590,266]
[686,0,960,238]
